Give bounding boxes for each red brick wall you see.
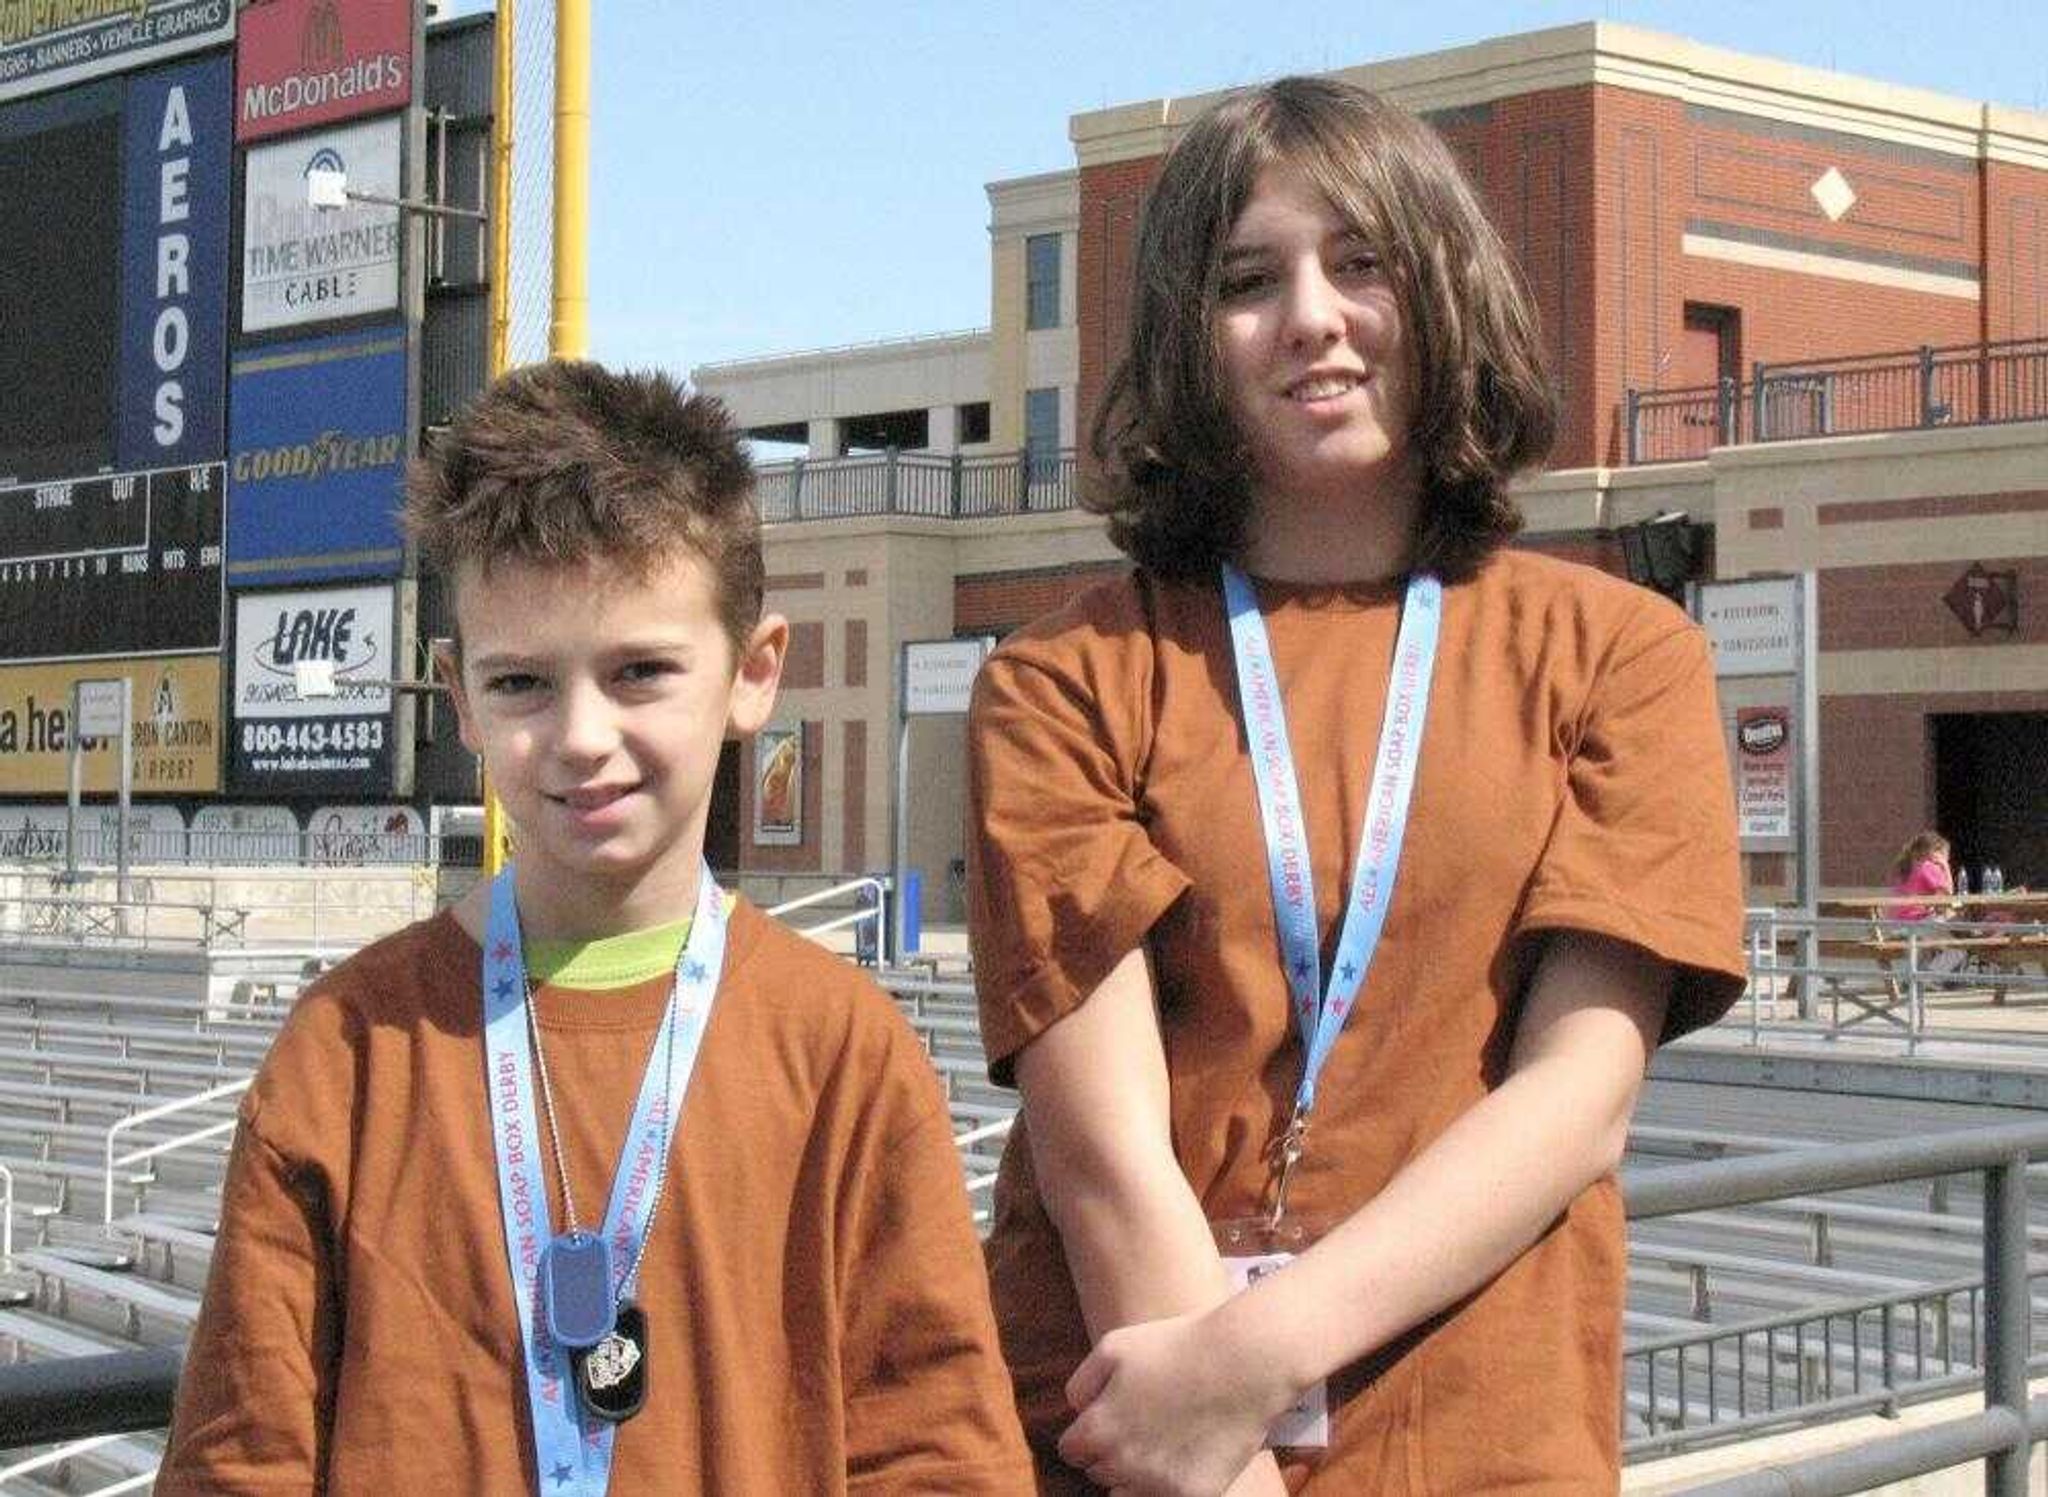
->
[841,720,866,870]
[782,620,825,689]
[843,618,868,688]
[1822,690,2048,885]
[954,562,1129,637]
[1590,87,1995,462]
[1986,160,2048,341]
[1517,531,1626,577]
[1076,156,1164,477]
[1820,558,2043,650]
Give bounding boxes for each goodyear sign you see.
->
[0,0,233,104]
[0,653,220,793]
[227,324,408,584]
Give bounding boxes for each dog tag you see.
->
[575,1302,649,1423]
[541,1231,614,1350]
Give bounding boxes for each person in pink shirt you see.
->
[1889,830,1955,921]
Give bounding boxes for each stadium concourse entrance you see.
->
[1934,711,2047,889]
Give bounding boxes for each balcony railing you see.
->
[754,447,1078,523]
[1625,336,2048,464]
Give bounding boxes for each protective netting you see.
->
[501,0,556,371]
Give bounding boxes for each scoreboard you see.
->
[0,463,224,660]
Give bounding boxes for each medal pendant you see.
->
[541,1230,615,1350]
[574,1302,648,1423]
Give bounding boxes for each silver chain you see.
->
[524,973,681,1302]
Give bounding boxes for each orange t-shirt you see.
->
[158,900,1032,1494]
[966,551,1746,1494]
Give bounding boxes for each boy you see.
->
[160,363,1032,1493]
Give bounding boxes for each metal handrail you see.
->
[0,1162,10,1268]
[0,1347,183,1450]
[0,1431,133,1485]
[1739,907,2048,1051]
[102,1078,252,1226]
[1624,334,2048,463]
[764,876,888,960]
[1624,1121,2048,1492]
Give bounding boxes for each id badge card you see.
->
[1211,1218,1330,1450]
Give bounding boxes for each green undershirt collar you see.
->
[525,917,693,990]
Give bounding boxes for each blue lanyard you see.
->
[1221,565,1443,1126]
[482,866,727,1495]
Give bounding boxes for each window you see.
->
[958,402,991,444]
[1025,387,1060,477]
[1026,233,1061,331]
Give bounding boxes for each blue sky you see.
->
[446,0,2048,373]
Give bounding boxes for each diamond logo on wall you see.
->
[1943,563,2018,638]
[1811,167,1857,222]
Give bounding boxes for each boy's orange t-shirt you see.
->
[966,551,1747,1493]
[158,899,1032,1494]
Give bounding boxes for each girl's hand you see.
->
[1057,1307,1297,1496]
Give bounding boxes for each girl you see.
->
[1889,830,1955,922]
[966,77,1746,1495]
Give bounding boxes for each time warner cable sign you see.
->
[0,0,233,104]
[241,114,399,332]
[236,0,411,142]
[231,582,395,793]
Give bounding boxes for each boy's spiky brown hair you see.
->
[405,360,763,653]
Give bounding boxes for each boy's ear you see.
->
[727,613,787,739]
[436,641,483,755]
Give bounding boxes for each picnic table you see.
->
[1819,892,2048,1014]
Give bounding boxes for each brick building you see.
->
[696,22,2048,919]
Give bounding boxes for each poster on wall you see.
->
[0,804,188,863]
[305,803,421,864]
[0,0,234,105]
[189,803,299,862]
[241,114,401,333]
[230,584,395,794]
[236,0,413,142]
[1736,706,1793,843]
[227,324,407,583]
[0,654,220,795]
[752,725,801,847]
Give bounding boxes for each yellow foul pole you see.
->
[551,0,590,360]
[479,0,519,876]
[480,0,588,877]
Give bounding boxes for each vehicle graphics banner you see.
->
[226,324,407,584]
[117,50,229,469]
[230,581,395,793]
[0,0,233,106]
[236,0,411,142]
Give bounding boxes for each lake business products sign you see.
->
[230,582,395,793]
